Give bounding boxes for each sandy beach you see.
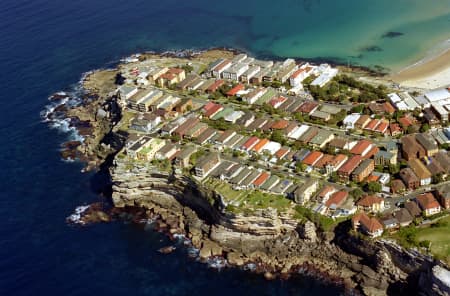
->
[390,46,450,90]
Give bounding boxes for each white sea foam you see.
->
[67,205,90,225]
[206,257,228,270]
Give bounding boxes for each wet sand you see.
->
[390,48,450,90]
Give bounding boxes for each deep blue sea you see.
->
[1,0,449,295]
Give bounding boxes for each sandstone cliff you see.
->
[110,158,450,296]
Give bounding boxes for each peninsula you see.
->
[44,49,450,296]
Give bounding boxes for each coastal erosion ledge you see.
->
[110,157,443,296]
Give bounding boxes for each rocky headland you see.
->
[43,49,450,296]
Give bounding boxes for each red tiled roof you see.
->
[242,136,260,150]
[275,148,290,159]
[383,102,396,114]
[417,192,441,210]
[253,172,270,186]
[314,154,334,168]
[367,175,380,182]
[329,154,348,167]
[252,138,270,152]
[357,195,383,207]
[338,155,362,174]
[290,68,306,79]
[399,116,413,127]
[269,96,287,108]
[203,101,216,112]
[167,68,184,74]
[318,185,336,199]
[226,84,244,96]
[375,121,389,133]
[204,103,223,118]
[364,119,380,130]
[207,80,225,92]
[350,140,373,155]
[297,101,319,114]
[302,151,324,166]
[271,119,289,130]
[363,146,379,160]
[353,212,383,233]
[389,123,402,135]
[325,190,348,208]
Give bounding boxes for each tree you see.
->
[350,188,364,200]
[270,130,286,145]
[367,181,382,193]
[420,123,430,133]
[295,162,307,173]
[389,164,400,175]
[329,172,339,183]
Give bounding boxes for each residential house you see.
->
[408,158,432,186]
[325,190,348,210]
[352,212,384,237]
[394,208,414,227]
[350,140,374,157]
[195,128,217,145]
[401,135,426,161]
[391,179,406,194]
[129,113,161,133]
[337,155,363,181]
[297,101,319,115]
[308,130,335,149]
[325,154,348,174]
[155,143,178,160]
[436,184,450,209]
[293,179,319,205]
[206,79,225,93]
[416,192,441,216]
[356,195,385,213]
[173,117,199,139]
[355,115,371,129]
[175,146,197,168]
[210,59,232,78]
[132,137,166,161]
[310,110,331,122]
[416,133,439,157]
[226,84,245,97]
[400,168,420,190]
[243,88,267,104]
[302,151,324,167]
[351,159,374,182]
[405,201,422,218]
[174,98,193,114]
[317,185,337,204]
[194,153,221,178]
[253,172,270,188]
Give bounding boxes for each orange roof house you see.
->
[253,172,270,187]
[226,84,244,96]
[302,151,324,166]
[352,212,383,237]
[271,119,289,130]
[252,138,270,153]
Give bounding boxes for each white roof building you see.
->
[425,88,450,104]
[288,124,310,140]
[343,114,361,130]
[262,141,282,155]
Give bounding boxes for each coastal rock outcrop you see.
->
[109,158,450,295]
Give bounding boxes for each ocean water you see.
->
[1,0,449,295]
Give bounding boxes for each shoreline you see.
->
[390,39,450,89]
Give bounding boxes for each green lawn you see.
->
[416,216,450,263]
[207,179,293,214]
